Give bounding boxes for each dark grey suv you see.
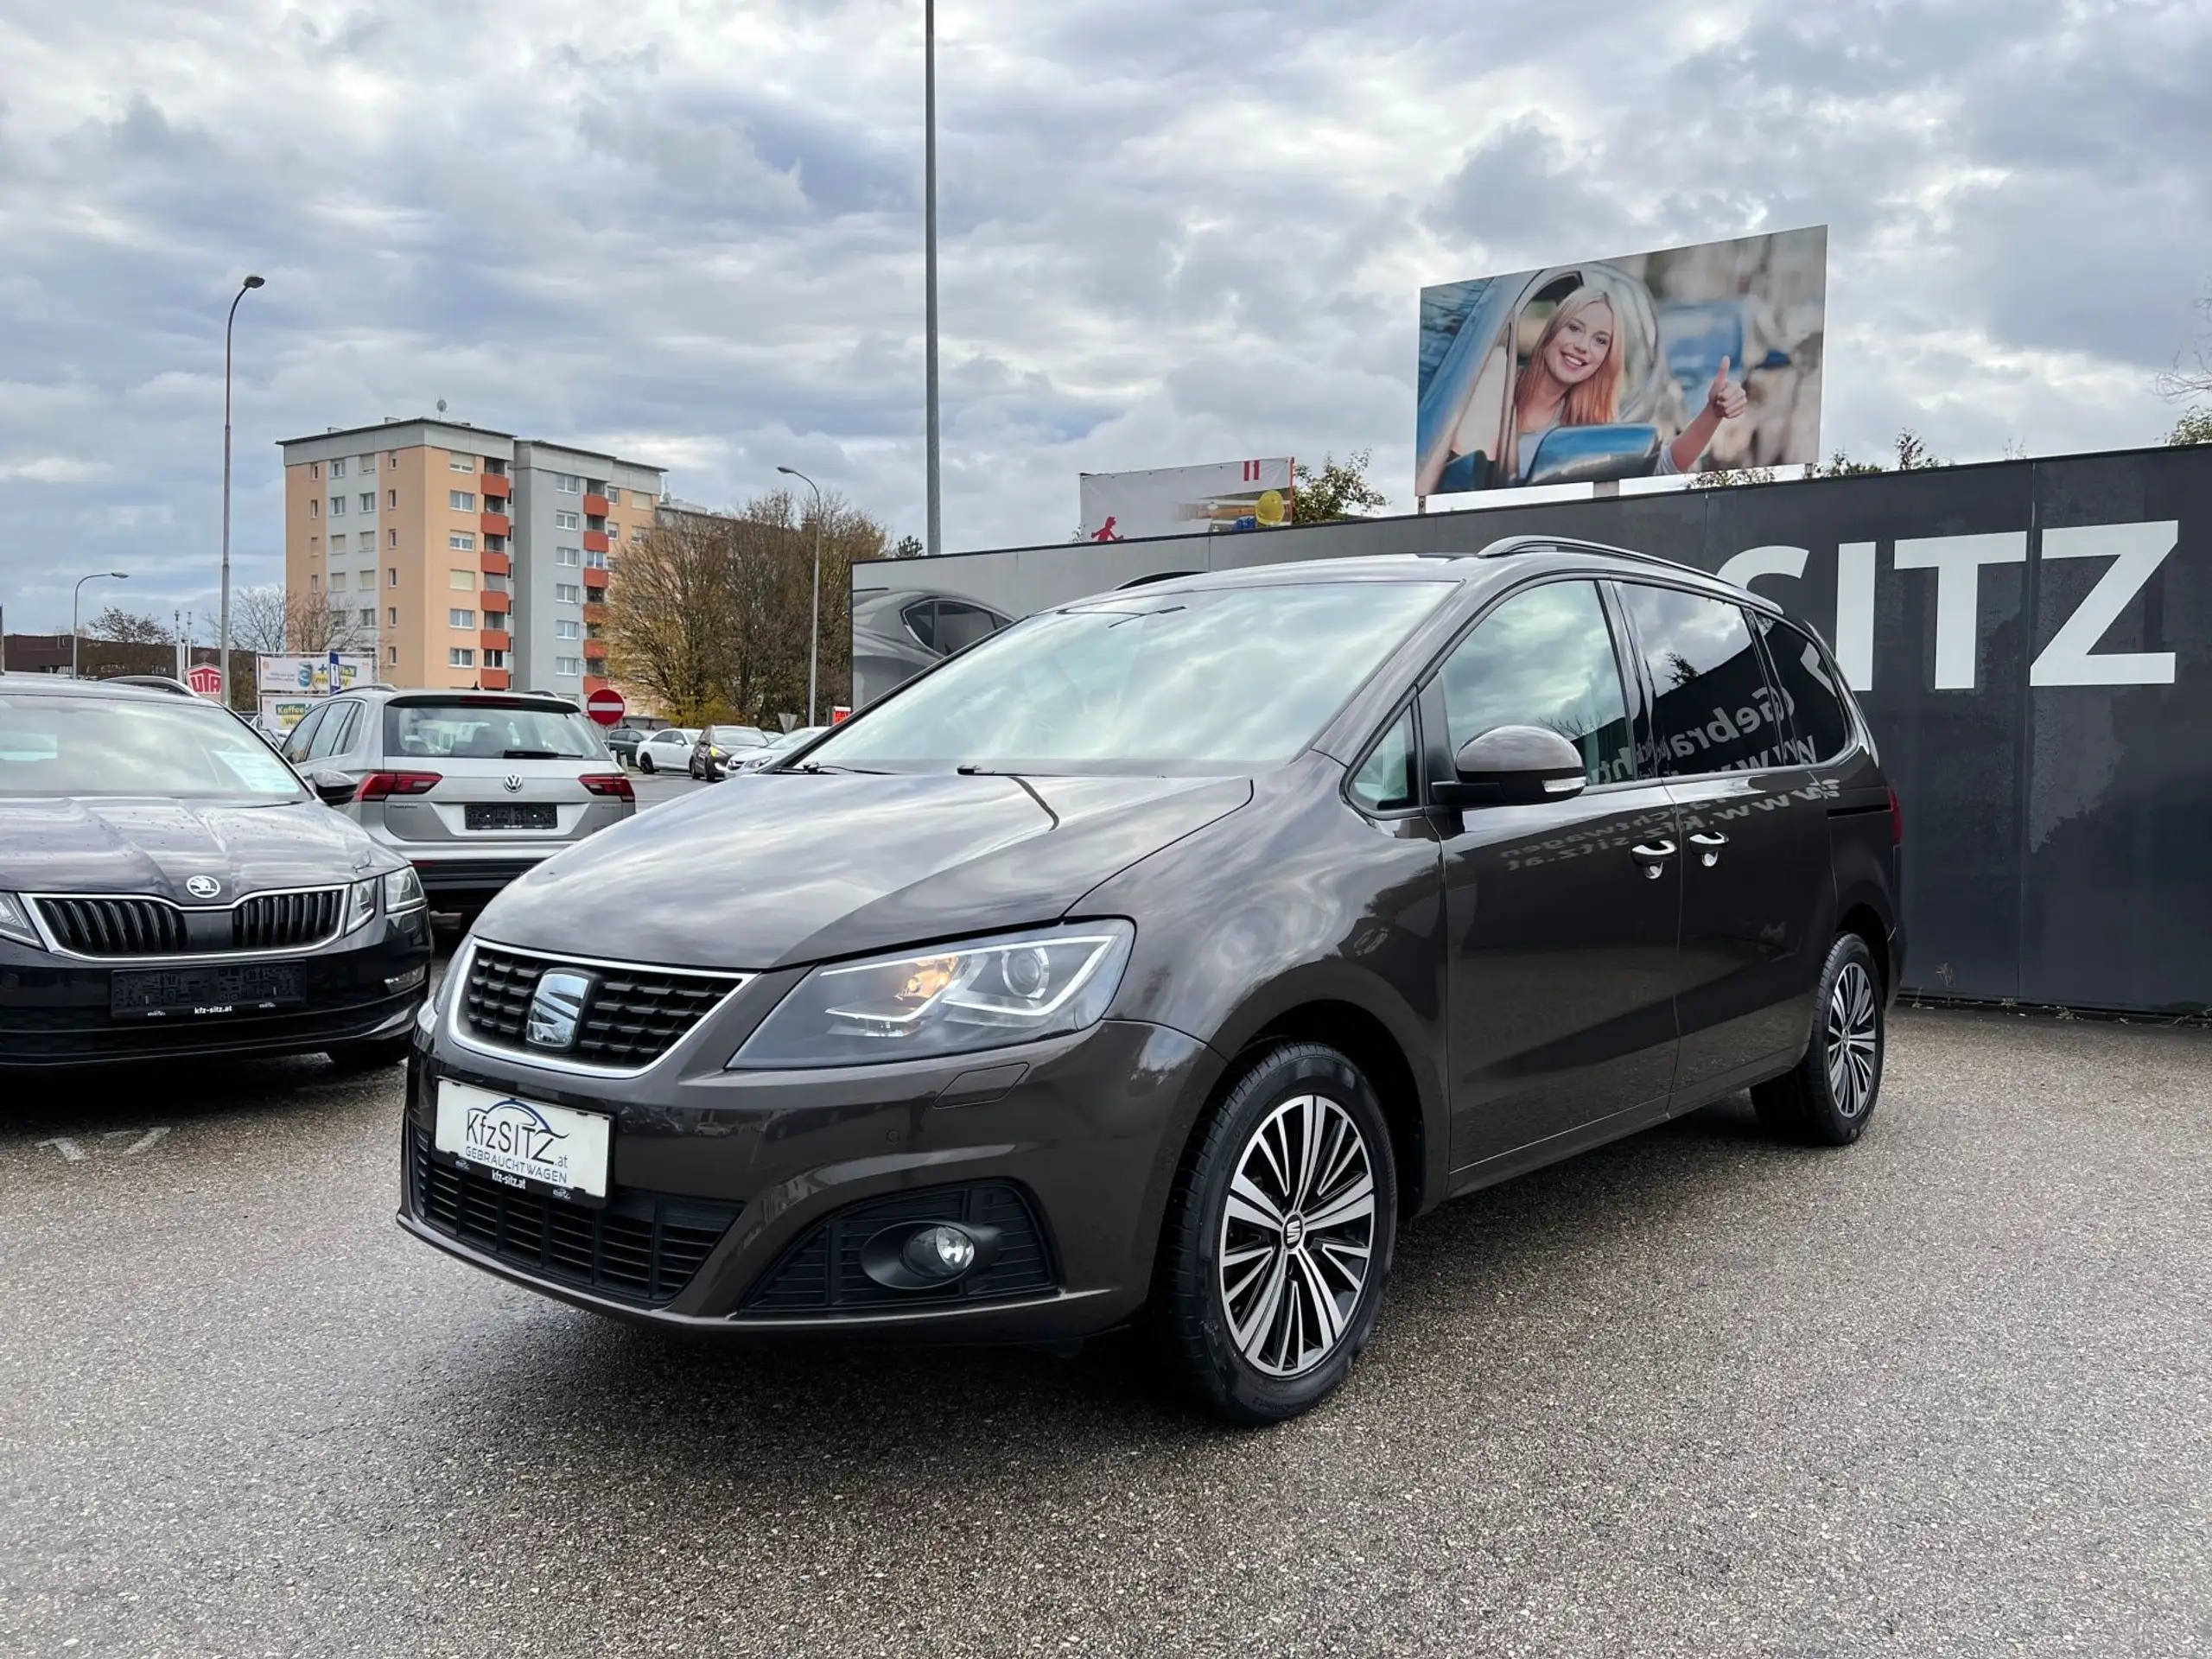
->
[401,538,1902,1423]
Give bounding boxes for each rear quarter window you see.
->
[1757,617,1855,764]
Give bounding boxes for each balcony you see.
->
[480,668,512,690]
[582,637,609,662]
[582,672,610,696]
[582,601,607,626]
[582,530,611,554]
[480,628,512,652]
[480,473,512,500]
[480,550,512,577]
[582,568,608,592]
[480,511,512,538]
[582,493,611,517]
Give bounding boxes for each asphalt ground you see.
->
[3,999,2207,1651]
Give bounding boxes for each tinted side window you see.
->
[280,704,327,764]
[1614,585,1787,777]
[1348,709,1417,813]
[903,601,938,651]
[1756,615,1853,764]
[1438,581,1633,785]
[933,601,1003,655]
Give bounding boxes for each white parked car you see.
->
[632,728,698,773]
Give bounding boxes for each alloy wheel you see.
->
[1826,960,1879,1118]
[1217,1091,1376,1377]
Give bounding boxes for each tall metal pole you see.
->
[219,275,266,709]
[779,467,825,726]
[73,572,128,681]
[924,0,941,556]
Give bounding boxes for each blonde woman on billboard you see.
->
[1510,286,1747,480]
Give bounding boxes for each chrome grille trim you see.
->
[442,937,753,1078]
[27,886,353,963]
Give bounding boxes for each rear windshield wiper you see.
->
[502,748,563,759]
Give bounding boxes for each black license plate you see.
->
[465,802,557,830]
[111,963,306,1020]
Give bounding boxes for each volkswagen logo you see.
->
[502,775,524,793]
[184,875,222,900]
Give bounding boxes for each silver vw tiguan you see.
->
[281,689,634,913]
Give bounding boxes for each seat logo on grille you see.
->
[526,969,595,1049]
[502,774,524,793]
[184,876,222,899]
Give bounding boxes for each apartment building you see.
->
[278,418,663,696]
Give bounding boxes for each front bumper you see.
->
[0,908,433,1068]
[400,962,1221,1340]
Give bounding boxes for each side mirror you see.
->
[1522,423,1662,488]
[1431,725,1587,808]
[308,769,359,807]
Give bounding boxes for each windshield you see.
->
[806,581,1452,772]
[0,694,308,801]
[384,699,607,760]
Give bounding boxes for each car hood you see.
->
[479,771,1254,969]
[0,796,391,901]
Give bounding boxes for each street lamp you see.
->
[777,466,825,727]
[72,571,129,682]
[219,273,266,708]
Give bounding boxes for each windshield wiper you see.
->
[954,765,1058,828]
[502,748,562,760]
[793,760,887,775]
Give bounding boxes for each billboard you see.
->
[1416,226,1827,498]
[1079,458,1294,543]
[256,654,372,696]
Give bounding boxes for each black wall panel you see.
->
[854,445,2212,1013]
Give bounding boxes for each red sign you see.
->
[585,687,626,727]
[186,664,223,698]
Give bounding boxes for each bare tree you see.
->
[232,584,365,655]
[2156,283,2212,404]
[230,586,289,655]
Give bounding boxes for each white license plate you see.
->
[435,1080,611,1198]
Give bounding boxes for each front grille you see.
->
[409,1125,739,1306]
[232,888,344,950]
[37,896,188,956]
[741,1182,1057,1315]
[461,944,742,1069]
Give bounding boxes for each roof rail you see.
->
[1472,532,1705,577]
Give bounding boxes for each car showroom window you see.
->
[1436,580,1634,785]
[1348,709,1419,814]
[1614,584,1789,776]
[1752,613,1854,765]
[808,581,1454,772]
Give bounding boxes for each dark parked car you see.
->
[689,724,768,780]
[0,676,433,1068]
[603,726,647,767]
[400,539,1901,1422]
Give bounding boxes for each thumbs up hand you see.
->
[1706,355,1748,421]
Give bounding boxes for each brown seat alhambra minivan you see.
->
[400,537,1902,1423]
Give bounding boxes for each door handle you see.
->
[1688,830,1728,868]
[1630,840,1676,879]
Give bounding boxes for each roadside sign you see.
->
[585,688,626,727]
[186,664,223,698]
[830,705,852,724]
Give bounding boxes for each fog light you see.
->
[904,1224,976,1281]
[386,965,429,994]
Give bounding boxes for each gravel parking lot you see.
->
[3,1009,2206,1656]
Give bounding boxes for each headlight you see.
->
[0,892,43,950]
[730,919,1134,1070]
[384,866,426,912]
[346,879,378,933]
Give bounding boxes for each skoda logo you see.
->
[184,875,222,900]
[502,775,524,793]
[525,970,595,1050]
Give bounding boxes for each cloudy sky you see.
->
[3,0,2208,633]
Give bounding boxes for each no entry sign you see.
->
[584,687,626,727]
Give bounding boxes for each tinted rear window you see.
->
[384,700,606,760]
[1756,615,1854,764]
[1614,584,1790,777]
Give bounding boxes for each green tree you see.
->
[86,605,171,644]
[1292,451,1387,523]
[2169,407,2212,446]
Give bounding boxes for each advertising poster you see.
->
[1079,458,1295,543]
[1415,226,1827,497]
[256,654,372,696]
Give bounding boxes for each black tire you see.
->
[638,753,656,773]
[325,1033,412,1071]
[1752,932,1885,1146]
[1154,1042,1398,1425]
